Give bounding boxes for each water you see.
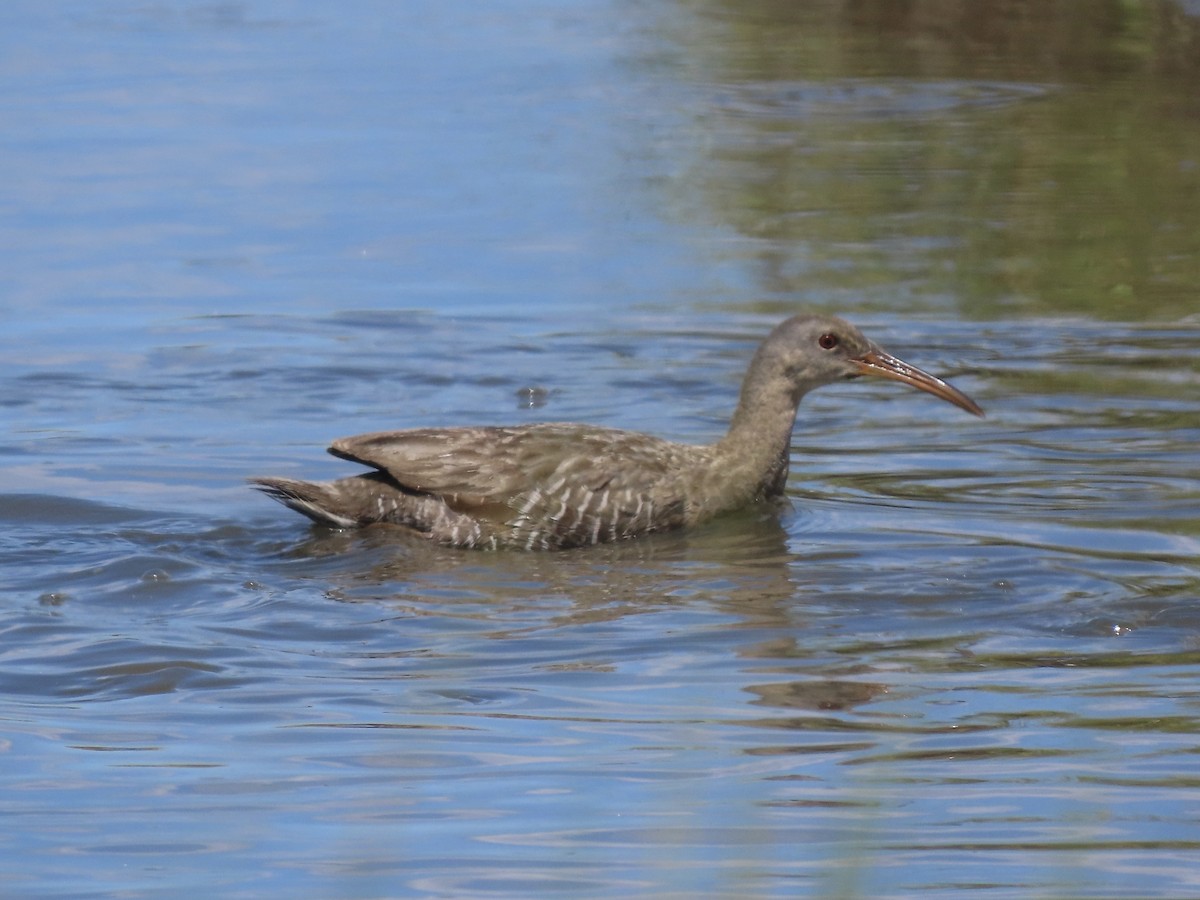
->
[2,1,1200,897]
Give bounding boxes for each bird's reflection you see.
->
[265,499,894,721]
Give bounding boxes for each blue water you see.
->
[3,2,1200,898]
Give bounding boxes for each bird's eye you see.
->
[818,333,839,350]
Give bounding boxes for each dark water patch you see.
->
[0,493,156,526]
[712,79,1053,122]
[0,629,243,702]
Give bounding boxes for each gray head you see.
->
[746,313,984,416]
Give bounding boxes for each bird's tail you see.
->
[249,476,363,529]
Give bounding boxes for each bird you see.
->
[252,313,983,550]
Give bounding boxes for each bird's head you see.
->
[757,313,984,417]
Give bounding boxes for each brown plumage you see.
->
[252,313,983,550]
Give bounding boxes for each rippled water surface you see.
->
[3,2,1200,897]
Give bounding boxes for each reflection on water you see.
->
[2,0,1200,897]
[666,1,1200,322]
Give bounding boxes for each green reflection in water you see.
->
[660,0,1200,320]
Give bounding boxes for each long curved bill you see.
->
[853,347,984,417]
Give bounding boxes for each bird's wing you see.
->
[330,424,684,496]
[330,424,697,546]
[330,426,526,500]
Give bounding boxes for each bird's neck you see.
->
[706,366,804,505]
